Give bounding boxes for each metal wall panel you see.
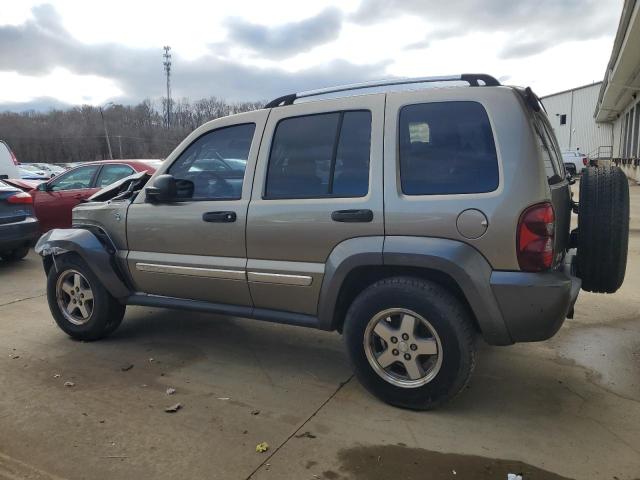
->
[542,83,613,157]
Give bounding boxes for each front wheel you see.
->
[343,277,476,410]
[46,254,125,341]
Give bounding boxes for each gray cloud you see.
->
[224,8,343,58]
[403,26,460,51]
[353,0,618,58]
[499,38,557,59]
[0,96,73,112]
[404,39,430,50]
[0,5,388,110]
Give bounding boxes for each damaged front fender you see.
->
[35,228,131,299]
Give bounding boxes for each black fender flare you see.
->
[317,236,512,346]
[34,228,131,299]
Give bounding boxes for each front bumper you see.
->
[490,254,581,343]
[0,217,39,252]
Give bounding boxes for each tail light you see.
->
[582,157,588,166]
[10,150,18,166]
[517,202,555,272]
[7,192,33,204]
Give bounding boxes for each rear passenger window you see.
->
[399,101,499,195]
[95,164,134,187]
[265,111,371,199]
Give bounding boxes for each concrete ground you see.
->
[1,185,639,480]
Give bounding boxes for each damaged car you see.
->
[35,74,629,409]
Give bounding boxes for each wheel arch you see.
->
[318,236,513,346]
[35,228,131,299]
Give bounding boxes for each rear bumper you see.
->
[490,255,581,342]
[0,217,39,252]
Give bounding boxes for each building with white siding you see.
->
[594,0,640,180]
[541,83,614,160]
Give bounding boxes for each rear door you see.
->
[126,110,268,305]
[246,94,384,315]
[32,165,100,232]
[94,164,136,189]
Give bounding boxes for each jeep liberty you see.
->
[35,74,630,409]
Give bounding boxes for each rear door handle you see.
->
[203,211,236,223]
[331,209,373,223]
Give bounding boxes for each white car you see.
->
[0,141,20,180]
[19,165,49,180]
[30,163,65,178]
[562,150,588,176]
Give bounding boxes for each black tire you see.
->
[577,166,629,293]
[1,246,30,261]
[46,254,125,341]
[343,277,476,410]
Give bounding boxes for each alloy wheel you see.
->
[363,308,442,388]
[56,269,94,325]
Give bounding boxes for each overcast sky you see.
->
[0,0,622,111]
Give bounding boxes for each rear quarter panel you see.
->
[383,87,551,270]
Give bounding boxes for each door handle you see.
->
[331,209,373,223]
[202,211,236,223]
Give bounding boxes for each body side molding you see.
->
[126,293,319,328]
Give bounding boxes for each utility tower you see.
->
[163,45,172,129]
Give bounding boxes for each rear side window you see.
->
[399,102,499,195]
[95,164,135,187]
[534,117,564,181]
[265,111,371,199]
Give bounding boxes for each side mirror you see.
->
[37,182,49,191]
[146,174,177,203]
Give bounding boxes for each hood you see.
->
[88,171,152,202]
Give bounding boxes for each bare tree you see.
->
[0,97,263,163]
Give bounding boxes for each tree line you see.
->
[0,97,264,164]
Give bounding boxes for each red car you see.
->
[31,160,160,232]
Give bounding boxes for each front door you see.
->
[246,94,385,315]
[126,110,269,306]
[33,165,100,232]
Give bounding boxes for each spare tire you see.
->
[577,166,629,293]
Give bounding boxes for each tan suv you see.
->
[35,74,629,409]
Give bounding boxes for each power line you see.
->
[163,45,172,129]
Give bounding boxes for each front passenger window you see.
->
[169,123,255,200]
[50,166,99,191]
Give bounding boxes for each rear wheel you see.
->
[577,166,629,293]
[46,254,125,340]
[1,246,30,261]
[343,277,476,410]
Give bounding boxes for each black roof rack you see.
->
[265,73,500,108]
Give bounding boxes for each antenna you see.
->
[163,45,172,128]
